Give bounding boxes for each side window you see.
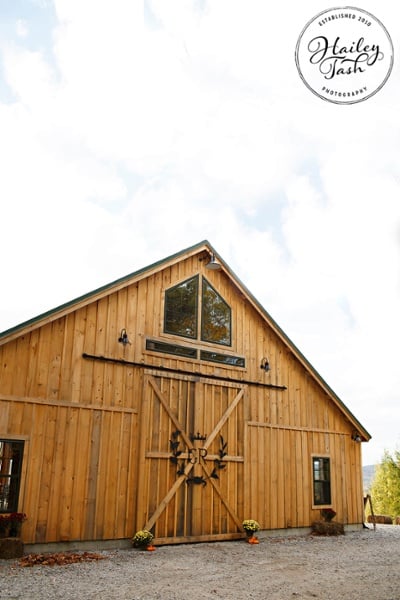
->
[164,276,198,339]
[0,440,24,513]
[201,278,231,346]
[312,456,331,506]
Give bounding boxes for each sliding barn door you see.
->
[136,371,246,543]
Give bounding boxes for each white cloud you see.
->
[16,20,29,38]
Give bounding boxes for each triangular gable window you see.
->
[164,276,198,339]
[164,275,231,346]
[201,278,231,346]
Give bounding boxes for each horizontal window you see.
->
[200,350,245,367]
[146,339,197,359]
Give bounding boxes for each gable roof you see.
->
[0,239,371,441]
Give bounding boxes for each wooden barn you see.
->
[0,241,370,548]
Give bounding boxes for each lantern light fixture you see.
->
[205,253,221,270]
[118,328,130,345]
[260,357,270,372]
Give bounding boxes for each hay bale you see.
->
[311,520,344,536]
[367,515,393,524]
[0,538,24,559]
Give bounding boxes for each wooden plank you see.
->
[81,303,97,403]
[200,459,242,530]
[0,342,15,395]
[255,415,265,527]
[0,394,137,414]
[148,377,193,450]
[70,407,91,540]
[26,329,40,398]
[70,309,87,403]
[59,406,79,541]
[134,279,147,361]
[143,461,194,532]
[277,428,285,528]
[125,412,138,537]
[294,430,304,526]
[247,421,348,435]
[84,409,102,540]
[204,387,245,450]
[25,404,47,542]
[104,412,120,538]
[93,299,108,405]
[13,336,30,398]
[269,427,278,528]
[135,377,152,530]
[46,319,64,401]
[59,314,73,402]
[0,401,10,432]
[114,412,131,538]
[105,291,118,358]
[34,405,57,543]
[95,410,112,538]
[145,272,156,339]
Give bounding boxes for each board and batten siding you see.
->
[0,250,365,544]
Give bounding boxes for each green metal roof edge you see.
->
[0,239,210,340]
[0,238,370,440]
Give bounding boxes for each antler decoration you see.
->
[209,435,228,480]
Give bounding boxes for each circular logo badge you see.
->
[295,7,394,104]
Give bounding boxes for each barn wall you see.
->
[0,252,365,543]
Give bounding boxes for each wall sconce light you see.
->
[205,253,221,270]
[351,432,362,442]
[118,329,130,345]
[260,357,270,372]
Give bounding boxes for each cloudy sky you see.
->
[1,0,399,466]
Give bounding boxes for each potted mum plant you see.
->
[242,519,260,544]
[132,529,156,551]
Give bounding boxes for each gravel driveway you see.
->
[1,525,399,599]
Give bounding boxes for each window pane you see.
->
[313,457,331,505]
[164,276,198,339]
[200,350,245,367]
[146,339,197,358]
[201,279,231,346]
[0,440,24,513]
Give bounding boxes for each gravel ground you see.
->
[1,525,400,600]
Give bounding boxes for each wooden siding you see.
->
[0,250,365,544]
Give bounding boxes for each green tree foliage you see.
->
[165,276,198,338]
[370,449,400,518]
[201,279,231,345]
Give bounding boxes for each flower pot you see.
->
[247,536,259,544]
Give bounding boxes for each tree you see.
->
[370,449,400,518]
